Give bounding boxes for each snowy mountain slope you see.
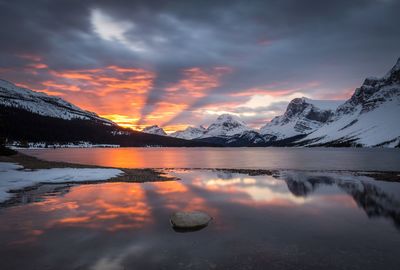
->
[0,79,113,125]
[260,97,343,140]
[175,58,400,147]
[225,130,267,146]
[299,58,400,147]
[301,99,400,147]
[0,79,217,147]
[167,56,400,148]
[142,125,167,136]
[170,126,206,140]
[200,114,253,138]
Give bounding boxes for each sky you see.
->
[0,0,399,132]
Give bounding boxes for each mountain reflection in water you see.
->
[0,170,400,270]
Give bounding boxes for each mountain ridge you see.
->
[1,57,399,148]
[0,80,215,147]
[168,57,400,148]
[298,57,400,147]
[0,79,114,125]
[259,97,343,140]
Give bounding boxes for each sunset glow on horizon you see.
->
[1,1,398,132]
[3,56,351,132]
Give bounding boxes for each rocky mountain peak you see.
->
[283,97,311,119]
[338,57,400,114]
[210,114,247,129]
[201,114,251,138]
[142,125,167,136]
[260,97,342,139]
[169,125,207,140]
[281,97,340,123]
[383,56,400,82]
[301,57,400,147]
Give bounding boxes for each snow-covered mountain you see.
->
[260,97,343,140]
[168,114,258,145]
[142,125,167,136]
[4,57,398,148]
[201,114,253,138]
[0,79,113,125]
[165,58,400,147]
[299,58,400,147]
[179,114,263,146]
[170,126,206,140]
[0,79,215,147]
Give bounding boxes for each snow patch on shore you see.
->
[0,162,123,203]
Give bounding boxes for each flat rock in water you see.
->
[170,211,212,229]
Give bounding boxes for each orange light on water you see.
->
[31,183,154,232]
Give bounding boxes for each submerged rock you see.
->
[170,211,212,231]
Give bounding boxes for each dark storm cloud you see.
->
[1,0,399,127]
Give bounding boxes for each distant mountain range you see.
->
[0,80,212,147]
[144,58,400,148]
[1,58,399,148]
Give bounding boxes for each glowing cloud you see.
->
[91,8,146,52]
[10,60,156,129]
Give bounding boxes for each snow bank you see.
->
[0,162,123,203]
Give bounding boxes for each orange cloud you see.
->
[6,54,237,132]
[165,67,228,95]
[27,63,48,69]
[17,64,156,129]
[42,81,80,92]
[100,114,140,129]
[52,67,154,114]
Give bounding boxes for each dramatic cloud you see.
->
[1,0,399,131]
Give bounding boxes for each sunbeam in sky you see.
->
[0,0,399,131]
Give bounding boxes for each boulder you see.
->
[170,211,212,231]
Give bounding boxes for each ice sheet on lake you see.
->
[0,162,123,203]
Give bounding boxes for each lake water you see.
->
[0,169,400,269]
[20,147,400,171]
